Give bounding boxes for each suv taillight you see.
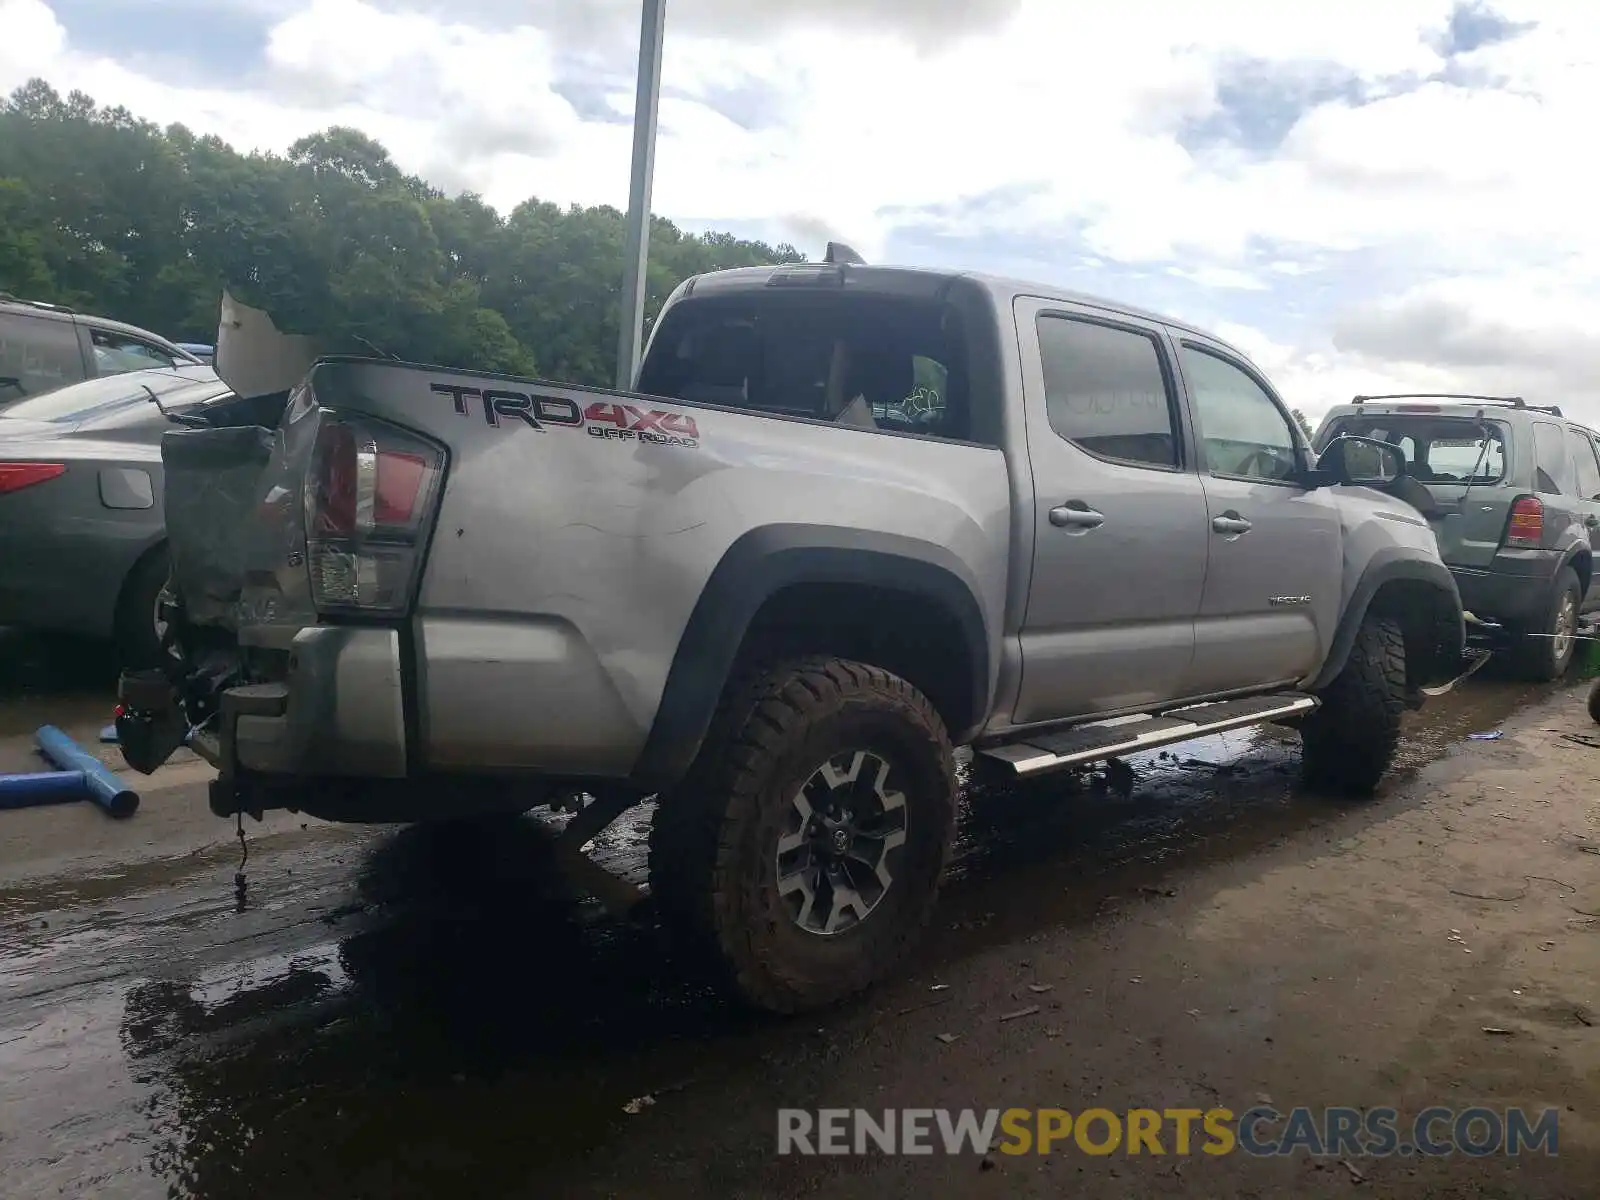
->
[303,411,445,615]
[1505,495,1544,547]
[0,463,66,494]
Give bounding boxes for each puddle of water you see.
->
[0,635,1579,1198]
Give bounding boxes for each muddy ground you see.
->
[0,630,1597,1198]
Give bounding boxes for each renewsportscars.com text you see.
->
[776,1106,1560,1158]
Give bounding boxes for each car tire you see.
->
[113,545,174,671]
[1301,614,1407,796]
[1507,567,1581,682]
[647,656,956,1013]
[1589,676,1600,725]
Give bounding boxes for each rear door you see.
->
[1010,296,1208,722]
[1174,337,1343,694]
[1567,426,1600,609]
[1530,420,1578,554]
[0,310,90,399]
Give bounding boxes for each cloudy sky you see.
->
[2,0,1597,421]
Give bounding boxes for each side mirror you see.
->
[1315,435,1404,488]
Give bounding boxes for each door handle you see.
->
[1212,514,1253,535]
[1050,503,1105,530]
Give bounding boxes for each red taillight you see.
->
[374,451,428,525]
[1506,495,1543,547]
[302,411,444,616]
[310,424,358,536]
[0,463,66,494]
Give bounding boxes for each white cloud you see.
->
[5,0,1600,415]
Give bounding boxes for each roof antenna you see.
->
[823,241,866,266]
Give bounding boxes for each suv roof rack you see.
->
[0,291,76,315]
[1350,392,1563,417]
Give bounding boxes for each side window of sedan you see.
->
[91,329,178,375]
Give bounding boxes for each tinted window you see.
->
[1532,422,1569,494]
[1570,429,1600,501]
[0,311,85,398]
[1035,316,1177,468]
[638,293,971,441]
[1181,345,1298,481]
[91,329,179,374]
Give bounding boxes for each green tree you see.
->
[1292,408,1316,441]
[0,78,803,380]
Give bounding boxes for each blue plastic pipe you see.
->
[34,725,140,818]
[0,770,87,809]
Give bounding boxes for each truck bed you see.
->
[157,359,1012,785]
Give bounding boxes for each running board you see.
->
[978,692,1318,777]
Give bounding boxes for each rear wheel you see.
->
[1301,614,1407,796]
[1507,566,1580,682]
[648,657,956,1013]
[113,545,174,671]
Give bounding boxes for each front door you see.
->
[1010,297,1209,724]
[1173,338,1343,695]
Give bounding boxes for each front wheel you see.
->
[647,657,956,1013]
[1301,614,1407,796]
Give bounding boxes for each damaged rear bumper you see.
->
[120,625,411,818]
[121,623,562,822]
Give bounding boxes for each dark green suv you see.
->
[1315,394,1600,680]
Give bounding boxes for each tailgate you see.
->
[162,423,279,632]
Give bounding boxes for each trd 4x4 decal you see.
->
[430,382,700,448]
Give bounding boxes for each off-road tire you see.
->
[647,657,956,1013]
[113,544,174,671]
[1507,566,1581,682]
[1301,614,1407,796]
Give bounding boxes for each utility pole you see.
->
[615,0,667,390]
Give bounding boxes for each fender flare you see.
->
[1309,550,1463,692]
[1560,542,1592,591]
[630,524,991,790]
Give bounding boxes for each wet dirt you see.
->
[1,631,1597,1197]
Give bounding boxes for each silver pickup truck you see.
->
[118,255,1470,1012]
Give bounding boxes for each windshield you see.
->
[0,368,225,423]
[1319,415,1507,485]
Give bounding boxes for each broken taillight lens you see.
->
[1505,495,1544,547]
[0,463,66,494]
[303,411,445,615]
